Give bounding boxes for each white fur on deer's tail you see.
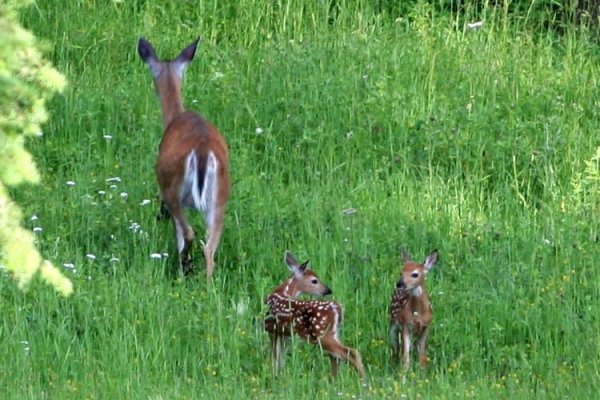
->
[181,150,201,210]
[200,151,218,227]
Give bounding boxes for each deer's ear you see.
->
[297,260,309,274]
[138,37,157,63]
[423,249,439,273]
[402,248,412,263]
[172,38,200,78]
[175,37,200,63]
[138,38,162,77]
[285,251,299,270]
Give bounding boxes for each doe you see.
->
[390,249,439,378]
[138,37,230,278]
[265,251,366,381]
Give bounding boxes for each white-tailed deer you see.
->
[138,37,230,278]
[390,249,439,378]
[265,251,366,381]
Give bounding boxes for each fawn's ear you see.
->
[402,248,412,263]
[285,251,309,277]
[285,250,299,270]
[423,249,439,273]
[297,260,309,275]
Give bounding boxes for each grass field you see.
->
[2,1,599,398]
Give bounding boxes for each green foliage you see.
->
[0,0,71,295]
[1,0,598,398]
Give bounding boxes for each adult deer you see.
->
[265,251,366,381]
[390,249,439,378]
[138,37,230,278]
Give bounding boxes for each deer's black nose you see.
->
[396,279,405,289]
[323,286,333,296]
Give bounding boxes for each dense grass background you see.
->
[2,0,599,398]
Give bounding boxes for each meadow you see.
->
[2,1,599,398]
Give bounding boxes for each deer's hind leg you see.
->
[320,335,366,381]
[270,333,289,375]
[199,152,228,279]
[157,200,171,220]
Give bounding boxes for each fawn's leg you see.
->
[329,355,342,378]
[390,322,401,365]
[401,324,412,376]
[320,336,366,381]
[270,333,283,374]
[417,325,430,368]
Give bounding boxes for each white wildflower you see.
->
[468,21,483,30]
[342,208,357,216]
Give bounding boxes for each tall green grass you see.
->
[1,1,598,398]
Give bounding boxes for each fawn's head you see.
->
[397,249,439,292]
[138,37,200,95]
[283,251,332,298]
